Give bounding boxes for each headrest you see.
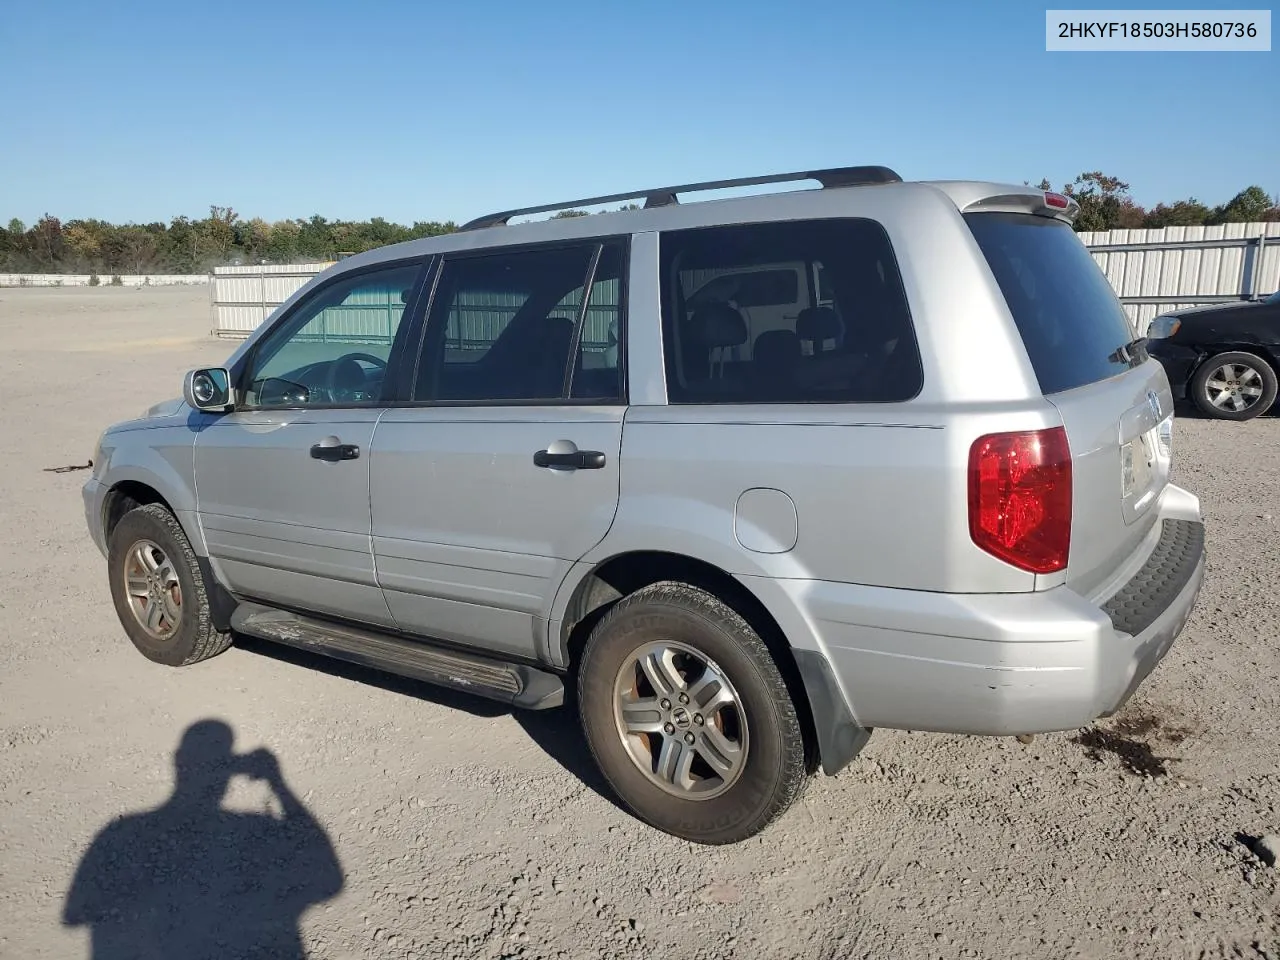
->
[753,329,801,361]
[796,307,841,342]
[689,303,748,349]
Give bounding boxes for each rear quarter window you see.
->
[964,212,1137,395]
[659,218,923,404]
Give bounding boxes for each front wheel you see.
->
[1190,351,1278,420]
[107,503,233,666]
[576,582,808,844]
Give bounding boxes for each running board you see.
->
[230,604,564,710]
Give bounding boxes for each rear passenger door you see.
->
[368,239,628,661]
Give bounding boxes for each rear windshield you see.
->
[964,212,1137,395]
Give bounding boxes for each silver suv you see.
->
[84,166,1206,844]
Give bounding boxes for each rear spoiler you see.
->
[962,190,1081,225]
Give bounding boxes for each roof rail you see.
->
[459,164,903,231]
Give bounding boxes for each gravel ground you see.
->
[1,286,1278,960]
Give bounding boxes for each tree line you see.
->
[1033,173,1278,233]
[0,208,459,277]
[2,175,1276,276]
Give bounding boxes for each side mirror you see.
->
[183,367,233,412]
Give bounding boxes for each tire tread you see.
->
[577,580,808,844]
[110,503,232,666]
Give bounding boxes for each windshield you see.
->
[1267,289,1280,305]
[964,212,1139,395]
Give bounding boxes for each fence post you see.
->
[1241,236,1258,300]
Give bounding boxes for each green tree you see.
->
[297,215,333,261]
[408,220,457,239]
[1061,172,1146,232]
[194,205,238,267]
[1143,199,1212,228]
[1208,185,1273,224]
[264,220,302,263]
[163,216,198,273]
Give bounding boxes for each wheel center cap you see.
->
[672,706,692,729]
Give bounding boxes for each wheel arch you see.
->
[103,480,177,543]
[102,479,237,632]
[1191,342,1280,376]
[555,549,869,776]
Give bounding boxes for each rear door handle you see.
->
[310,438,360,462]
[534,448,606,470]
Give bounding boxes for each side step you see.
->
[230,604,564,710]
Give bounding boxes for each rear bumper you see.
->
[782,490,1205,737]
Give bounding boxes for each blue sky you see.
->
[1,0,1274,226]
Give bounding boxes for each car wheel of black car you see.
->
[1190,351,1278,421]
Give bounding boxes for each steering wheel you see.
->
[325,352,388,403]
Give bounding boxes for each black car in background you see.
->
[1146,289,1280,420]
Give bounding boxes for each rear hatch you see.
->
[965,209,1174,598]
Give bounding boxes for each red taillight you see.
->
[967,427,1072,574]
[1044,191,1070,209]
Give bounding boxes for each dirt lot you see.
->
[1,285,1278,960]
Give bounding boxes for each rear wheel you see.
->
[107,503,232,666]
[576,581,807,844]
[1190,351,1278,420]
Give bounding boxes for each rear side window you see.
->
[964,212,1137,395]
[659,219,922,404]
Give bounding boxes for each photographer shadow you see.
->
[62,719,343,960]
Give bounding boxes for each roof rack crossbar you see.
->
[459,165,902,231]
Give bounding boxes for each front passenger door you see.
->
[194,259,428,628]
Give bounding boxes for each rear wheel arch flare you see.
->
[559,550,821,773]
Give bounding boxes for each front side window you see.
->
[660,219,921,404]
[415,240,626,403]
[243,262,423,407]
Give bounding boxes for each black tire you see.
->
[1190,351,1278,421]
[107,503,233,666]
[576,581,808,845]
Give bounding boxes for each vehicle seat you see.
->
[796,307,841,355]
[751,329,801,396]
[686,303,748,383]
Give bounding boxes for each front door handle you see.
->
[310,437,360,462]
[534,445,606,470]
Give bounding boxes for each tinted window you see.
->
[964,213,1138,395]
[660,219,921,404]
[571,243,625,401]
[244,262,422,407]
[687,268,798,308]
[415,241,625,402]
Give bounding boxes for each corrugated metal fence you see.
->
[210,263,333,336]
[210,221,1280,339]
[1078,222,1280,328]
